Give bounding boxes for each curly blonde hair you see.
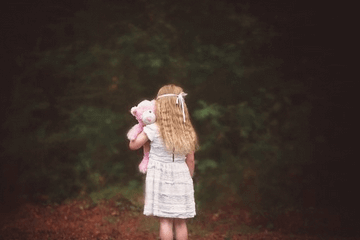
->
[156,84,198,155]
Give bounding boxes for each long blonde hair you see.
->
[156,84,198,155]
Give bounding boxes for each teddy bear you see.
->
[127,99,156,173]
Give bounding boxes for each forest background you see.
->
[1,0,356,237]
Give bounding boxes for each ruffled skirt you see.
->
[143,159,196,219]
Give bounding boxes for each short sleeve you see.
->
[143,123,157,141]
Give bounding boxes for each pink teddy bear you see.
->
[127,99,156,173]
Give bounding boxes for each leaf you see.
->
[193,101,221,120]
[197,159,218,173]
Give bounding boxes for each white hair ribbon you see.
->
[157,92,188,123]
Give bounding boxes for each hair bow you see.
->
[157,92,187,123]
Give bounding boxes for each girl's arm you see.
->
[129,131,149,150]
[143,141,150,153]
[185,152,195,177]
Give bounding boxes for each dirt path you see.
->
[0,198,357,240]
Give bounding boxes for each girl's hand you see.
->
[185,152,195,177]
[129,131,149,150]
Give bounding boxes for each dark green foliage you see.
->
[193,86,312,214]
[2,0,313,217]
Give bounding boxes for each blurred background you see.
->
[1,0,356,236]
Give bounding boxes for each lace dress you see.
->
[143,123,196,219]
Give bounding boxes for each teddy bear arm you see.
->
[138,151,149,174]
[127,123,144,140]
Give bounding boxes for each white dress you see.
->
[143,123,196,219]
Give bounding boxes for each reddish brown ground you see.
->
[0,197,357,240]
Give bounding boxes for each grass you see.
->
[103,215,119,224]
[137,216,159,233]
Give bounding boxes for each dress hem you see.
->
[143,213,196,219]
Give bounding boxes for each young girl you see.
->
[129,84,198,240]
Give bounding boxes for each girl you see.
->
[129,84,198,240]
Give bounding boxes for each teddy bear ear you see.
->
[130,107,137,116]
